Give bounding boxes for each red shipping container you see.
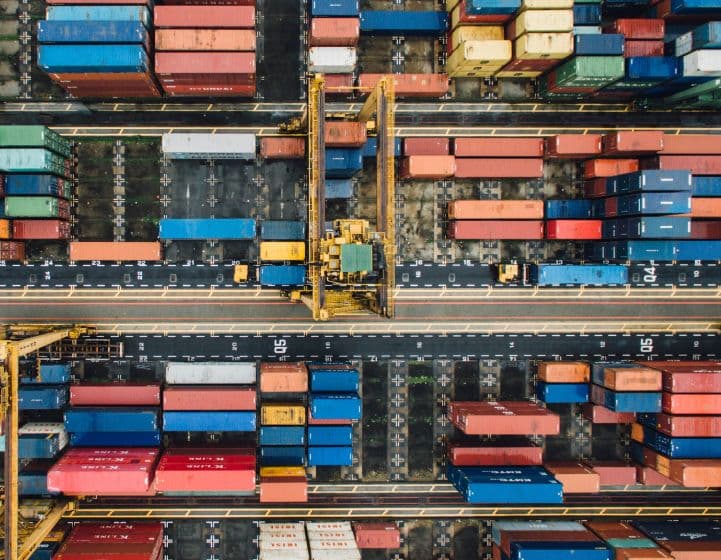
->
[604,131,664,155]
[12,219,70,240]
[154,6,255,28]
[353,523,401,549]
[325,121,367,147]
[584,178,608,198]
[155,461,254,492]
[47,0,149,3]
[649,414,721,437]
[160,447,254,462]
[259,476,308,503]
[692,198,721,218]
[324,74,354,93]
[604,196,619,217]
[663,393,721,414]
[403,138,450,156]
[661,134,721,154]
[68,522,162,541]
[454,137,544,158]
[162,84,255,97]
[581,403,636,424]
[159,74,255,85]
[546,220,602,240]
[637,465,681,486]
[691,221,721,239]
[664,370,721,393]
[55,542,162,560]
[401,155,456,178]
[70,384,160,406]
[546,462,601,493]
[584,158,639,178]
[0,241,26,261]
[449,401,560,435]
[448,220,544,240]
[155,29,256,51]
[584,461,637,486]
[260,137,305,159]
[163,386,256,410]
[614,19,665,39]
[310,17,360,47]
[492,544,504,560]
[155,52,255,75]
[455,158,544,178]
[585,521,651,543]
[625,40,664,57]
[666,458,721,487]
[448,442,542,466]
[544,70,597,94]
[161,0,256,4]
[646,155,721,175]
[358,73,449,97]
[546,134,602,158]
[448,200,544,220]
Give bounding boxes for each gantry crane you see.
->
[284,74,395,321]
[1,325,93,560]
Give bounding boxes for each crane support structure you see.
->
[307,74,326,321]
[1,325,92,560]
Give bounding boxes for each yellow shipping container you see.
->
[261,404,306,426]
[0,219,10,239]
[451,26,504,51]
[446,40,512,77]
[515,32,574,59]
[521,0,573,8]
[260,241,305,262]
[513,10,574,35]
[260,466,307,478]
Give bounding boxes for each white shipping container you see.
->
[260,522,306,531]
[308,47,357,74]
[260,540,308,550]
[260,550,309,560]
[19,422,68,449]
[309,540,358,549]
[307,531,354,540]
[310,550,361,560]
[675,31,693,57]
[261,534,308,544]
[683,50,721,76]
[165,362,256,384]
[161,133,256,159]
[573,26,602,35]
[306,522,352,532]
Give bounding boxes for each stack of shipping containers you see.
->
[309,0,359,78]
[259,220,308,287]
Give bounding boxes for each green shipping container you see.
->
[0,126,72,158]
[5,196,64,218]
[0,149,69,178]
[554,56,625,88]
[340,243,373,274]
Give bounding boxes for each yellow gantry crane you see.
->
[287,74,395,321]
[1,325,92,560]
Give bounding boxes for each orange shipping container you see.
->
[547,462,601,493]
[604,131,664,154]
[69,242,161,262]
[602,366,662,391]
[583,158,639,178]
[154,6,255,28]
[545,134,603,158]
[454,137,544,157]
[661,134,721,155]
[455,158,544,178]
[155,29,256,51]
[668,459,721,487]
[692,198,721,218]
[0,219,10,239]
[260,137,305,159]
[325,121,367,147]
[310,17,360,46]
[538,361,590,383]
[259,476,308,503]
[358,73,449,97]
[448,200,544,220]
[616,549,672,560]
[401,155,456,179]
[259,362,308,393]
[155,52,255,75]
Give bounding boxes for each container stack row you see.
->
[38,2,160,98]
[0,126,73,259]
[258,521,370,560]
[154,4,256,97]
[309,0,360,92]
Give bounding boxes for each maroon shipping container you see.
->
[645,413,721,437]
[584,461,637,485]
[455,158,544,178]
[0,175,5,196]
[158,74,255,85]
[358,73,449,97]
[403,137,450,156]
[544,70,598,94]
[498,57,559,76]
[584,178,608,198]
[661,134,721,154]
[604,131,664,155]
[353,523,401,549]
[692,220,721,239]
[156,52,255,75]
[67,522,162,541]
[163,386,256,411]
[162,84,255,97]
[546,134,603,158]
[546,220,602,240]
[12,219,70,240]
[154,6,255,28]
[70,384,160,406]
[581,403,636,424]
[624,40,665,57]
[325,121,367,147]
[448,220,544,240]
[155,451,255,492]
[55,542,162,560]
[454,137,544,157]
[448,442,543,466]
[310,17,360,46]
[0,241,25,261]
[614,18,665,39]
[658,368,721,393]
[645,155,721,175]
[260,137,305,159]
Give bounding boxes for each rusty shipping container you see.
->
[545,134,602,158]
[154,5,255,28]
[353,523,401,549]
[538,362,590,383]
[455,158,544,178]
[12,219,70,240]
[401,155,456,179]
[448,200,544,220]
[614,18,665,39]
[453,137,544,157]
[0,241,25,261]
[155,29,256,51]
[260,137,305,159]
[325,121,367,147]
[155,52,255,75]
[624,40,664,57]
[69,242,161,262]
[448,220,544,240]
[310,17,360,46]
[260,362,308,393]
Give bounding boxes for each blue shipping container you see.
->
[326,148,363,179]
[38,45,149,73]
[530,264,628,286]
[259,265,306,286]
[491,521,587,545]
[448,465,563,504]
[326,178,354,199]
[670,0,721,15]
[19,434,64,459]
[307,446,354,466]
[159,218,256,240]
[614,192,691,216]
[5,174,62,197]
[20,363,71,384]
[260,221,306,241]
[312,0,359,16]
[70,431,161,447]
[573,4,602,25]
[544,199,594,219]
[310,369,360,392]
[626,57,679,82]
[574,34,625,56]
[20,471,51,496]
[46,5,150,26]
[360,11,448,35]
[692,176,721,196]
[592,386,661,412]
[620,217,691,239]
[19,386,67,410]
[612,240,678,261]
[608,170,692,195]
[310,394,361,420]
[260,446,306,466]
[361,136,402,158]
[37,21,148,45]
[64,408,158,432]
[162,411,256,432]
[632,520,721,542]
[536,382,589,404]
[29,543,60,560]
[466,0,521,15]
[676,240,721,260]
[693,22,721,49]
[642,425,721,458]
[307,426,354,446]
[510,542,611,560]
[260,426,306,446]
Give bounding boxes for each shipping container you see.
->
[400,155,456,179]
[38,20,148,47]
[538,362,590,383]
[260,445,306,466]
[154,5,255,28]
[608,170,692,195]
[19,386,67,410]
[69,241,161,262]
[692,176,721,196]
[455,158,544,178]
[614,18,665,39]
[359,11,448,35]
[4,196,68,219]
[159,218,256,240]
[447,40,512,76]
[155,460,255,493]
[38,44,149,73]
[584,158,639,178]
[21,363,70,385]
[161,133,256,158]
[639,413,721,437]
[307,426,353,446]
[260,241,306,261]
[450,25,504,51]
[358,73,449,97]
[464,0,522,15]
[449,200,542,220]
[310,17,360,47]
[682,50,721,76]
[260,221,306,241]
[454,137,544,157]
[554,56,625,88]
[310,394,361,420]
[166,361,256,384]
[260,137,305,159]
[582,403,637,424]
[639,424,721,458]
[326,147,363,178]
[19,423,67,459]
[260,426,306,446]
[162,411,255,432]
[545,134,603,158]
[70,384,160,406]
[155,29,255,51]
[325,121,367,147]
[353,523,400,549]
[450,401,560,435]
[573,4,602,25]
[13,220,70,240]
[70,431,160,447]
[308,47,357,73]
[259,476,308,503]
[448,465,563,504]
[261,404,306,425]
[0,149,70,177]
[0,126,71,157]
[516,33,574,59]
[546,220,602,239]
[310,369,359,392]
[403,138,450,156]
[604,131,665,155]
[259,265,307,286]
[312,0,359,16]
[0,241,25,261]
[64,407,158,432]
[260,466,306,478]
[544,199,594,219]
[537,382,589,403]
[600,367,662,391]
[163,386,255,410]
[491,521,587,546]
[509,10,573,38]
[4,174,68,197]
[363,135,402,159]
[324,73,355,93]
[585,462,638,486]
[448,220,544,240]
[448,439,543,466]
[307,446,353,466]
[574,34,625,56]
[547,462,602,493]
[590,385,662,413]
